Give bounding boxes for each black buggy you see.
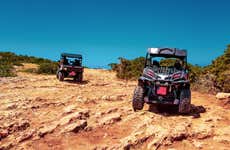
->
[132,48,191,114]
[56,53,84,82]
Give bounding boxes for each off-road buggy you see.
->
[132,48,191,114]
[56,53,84,82]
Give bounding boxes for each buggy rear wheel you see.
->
[58,72,64,81]
[132,86,144,111]
[178,88,191,114]
[74,73,83,82]
[78,73,83,82]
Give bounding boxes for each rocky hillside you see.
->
[0,67,230,150]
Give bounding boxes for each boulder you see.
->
[0,142,13,150]
[216,93,230,100]
[191,124,214,139]
[16,120,30,131]
[102,94,127,101]
[6,103,17,110]
[168,123,190,142]
[61,120,87,133]
[102,95,110,100]
[17,129,36,142]
[38,123,58,137]
[213,135,230,144]
[76,96,84,102]
[98,113,121,126]
[63,105,77,114]
[59,109,89,126]
[122,125,158,150]
[192,140,203,149]
[7,120,30,133]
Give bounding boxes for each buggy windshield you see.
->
[146,55,186,75]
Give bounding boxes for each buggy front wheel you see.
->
[74,73,83,82]
[132,86,144,111]
[178,88,191,114]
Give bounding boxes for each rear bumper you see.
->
[146,100,178,105]
[144,97,179,105]
[57,71,83,78]
[59,65,84,72]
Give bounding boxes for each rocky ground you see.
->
[0,66,230,150]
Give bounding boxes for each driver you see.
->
[73,59,80,66]
[174,60,182,70]
[152,60,159,72]
[152,60,160,67]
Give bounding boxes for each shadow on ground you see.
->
[63,79,89,84]
[148,104,206,118]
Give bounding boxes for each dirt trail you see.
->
[0,68,230,150]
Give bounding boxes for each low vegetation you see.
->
[109,57,145,80]
[0,62,16,77]
[0,52,57,77]
[37,62,58,74]
[204,45,230,92]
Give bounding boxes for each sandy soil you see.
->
[0,68,230,150]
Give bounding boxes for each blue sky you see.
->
[0,0,229,68]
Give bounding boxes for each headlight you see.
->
[143,68,155,79]
[172,72,182,80]
[172,72,188,80]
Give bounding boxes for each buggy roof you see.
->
[148,48,187,58]
[61,53,82,59]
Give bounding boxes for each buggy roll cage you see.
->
[60,53,83,66]
[145,48,188,68]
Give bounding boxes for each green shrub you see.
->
[37,62,58,74]
[0,52,58,76]
[187,64,203,83]
[109,57,145,80]
[0,63,16,77]
[21,68,38,74]
[205,45,230,92]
